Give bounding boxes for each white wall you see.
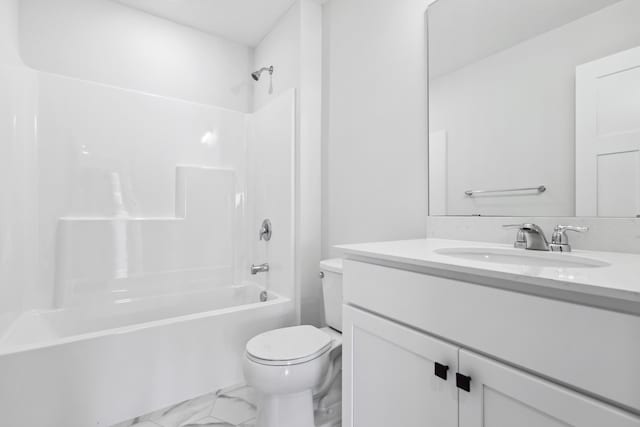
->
[429,0,640,217]
[297,0,324,326]
[19,0,253,111]
[323,0,431,258]
[0,0,22,65]
[253,3,301,111]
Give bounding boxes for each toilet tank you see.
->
[320,258,343,332]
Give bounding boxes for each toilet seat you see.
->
[246,325,333,366]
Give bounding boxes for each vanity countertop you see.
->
[338,238,640,310]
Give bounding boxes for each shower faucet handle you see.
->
[259,219,272,241]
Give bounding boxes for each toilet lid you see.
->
[246,325,333,365]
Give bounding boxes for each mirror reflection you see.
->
[428,0,640,217]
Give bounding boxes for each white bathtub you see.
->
[0,284,295,426]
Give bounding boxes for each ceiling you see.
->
[428,0,624,78]
[113,0,298,46]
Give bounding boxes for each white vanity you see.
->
[339,238,640,427]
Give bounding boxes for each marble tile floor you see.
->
[111,383,341,427]
[111,384,258,427]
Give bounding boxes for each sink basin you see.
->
[434,247,610,269]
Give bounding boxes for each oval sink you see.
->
[434,247,610,269]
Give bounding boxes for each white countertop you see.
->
[337,238,640,307]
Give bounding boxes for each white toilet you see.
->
[243,259,343,427]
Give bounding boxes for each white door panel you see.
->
[597,150,640,216]
[576,46,640,217]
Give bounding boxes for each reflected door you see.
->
[576,46,640,217]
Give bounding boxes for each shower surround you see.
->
[0,65,297,426]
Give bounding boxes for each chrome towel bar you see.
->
[465,185,546,197]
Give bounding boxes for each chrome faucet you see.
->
[549,225,588,252]
[503,223,549,251]
[250,263,270,275]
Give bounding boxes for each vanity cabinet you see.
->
[343,305,458,427]
[342,259,640,427]
[344,305,640,427]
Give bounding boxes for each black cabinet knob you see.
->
[456,373,471,392]
[434,362,449,380]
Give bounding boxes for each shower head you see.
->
[251,66,274,81]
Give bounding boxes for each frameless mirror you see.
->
[427,0,640,217]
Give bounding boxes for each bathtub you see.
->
[0,283,295,426]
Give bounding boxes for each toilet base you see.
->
[256,389,315,427]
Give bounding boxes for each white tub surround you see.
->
[246,90,297,314]
[0,68,298,314]
[0,287,294,427]
[0,66,38,318]
[34,71,251,310]
[56,165,237,308]
[0,284,283,350]
[339,238,640,426]
[0,66,298,426]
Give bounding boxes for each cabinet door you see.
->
[343,305,458,427]
[459,349,640,427]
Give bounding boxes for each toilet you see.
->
[243,259,343,427]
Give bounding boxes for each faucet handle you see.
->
[554,225,589,234]
[550,225,588,252]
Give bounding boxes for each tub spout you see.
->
[251,263,269,275]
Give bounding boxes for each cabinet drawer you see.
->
[343,260,640,412]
